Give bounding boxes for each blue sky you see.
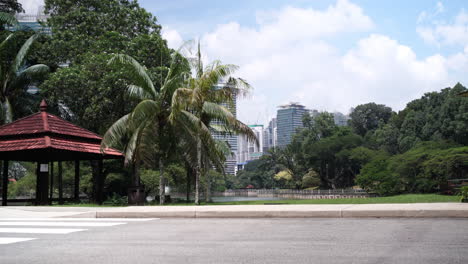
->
[20,0,468,124]
[141,0,466,57]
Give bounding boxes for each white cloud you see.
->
[162,28,184,50]
[417,1,444,24]
[162,0,466,125]
[18,0,44,14]
[417,9,468,47]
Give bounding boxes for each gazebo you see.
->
[0,100,123,205]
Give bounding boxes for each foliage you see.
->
[202,169,226,192]
[39,0,161,66]
[236,158,276,189]
[0,1,24,14]
[170,42,257,204]
[302,169,320,188]
[395,83,468,151]
[349,102,393,137]
[8,171,36,198]
[0,28,49,123]
[105,193,128,206]
[356,142,468,196]
[460,186,468,202]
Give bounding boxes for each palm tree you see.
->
[0,14,49,124]
[101,52,190,205]
[171,42,258,204]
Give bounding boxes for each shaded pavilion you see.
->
[0,100,123,205]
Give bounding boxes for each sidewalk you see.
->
[1,203,467,218]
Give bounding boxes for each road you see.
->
[0,218,467,264]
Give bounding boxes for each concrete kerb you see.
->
[3,203,468,219]
[84,203,468,218]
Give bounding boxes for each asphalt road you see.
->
[0,218,467,264]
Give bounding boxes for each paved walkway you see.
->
[1,203,467,218]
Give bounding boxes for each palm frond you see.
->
[1,98,13,123]
[108,54,157,99]
[202,102,258,146]
[101,114,131,152]
[127,84,155,100]
[130,99,159,124]
[0,33,14,54]
[12,34,38,74]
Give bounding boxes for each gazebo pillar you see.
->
[2,160,8,206]
[74,160,80,202]
[58,161,63,205]
[49,161,54,204]
[36,162,49,205]
[97,159,104,205]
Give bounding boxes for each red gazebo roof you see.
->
[0,100,123,161]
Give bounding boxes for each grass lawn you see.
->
[211,194,462,205]
[51,194,461,206]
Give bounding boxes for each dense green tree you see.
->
[356,142,468,195]
[349,103,393,137]
[396,83,468,151]
[39,0,160,66]
[236,158,276,189]
[0,1,23,14]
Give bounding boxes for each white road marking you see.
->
[0,228,86,234]
[0,237,36,244]
[0,218,157,222]
[0,222,125,227]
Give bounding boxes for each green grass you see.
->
[211,194,461,205]
[47,194,461,207]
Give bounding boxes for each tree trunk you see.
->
[91,160,106,204]
[185,163,191,203]
[195,137,202,205]
[159,158,165,205]
[205,170,212,203]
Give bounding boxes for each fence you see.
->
[208,188,373,200]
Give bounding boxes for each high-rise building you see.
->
[210,84,238,175]
[276,103,307,147]
[14,6,51,34]
[264,117,277,151]
[236,125,264,165]
[333,112,350,126]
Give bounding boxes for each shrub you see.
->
[461,186,468,203]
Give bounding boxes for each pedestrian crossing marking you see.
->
[0,237,36,245]
[0,218,157,221]
[0,222,125,227]
[0,228,86,234]
[0,218,157,245]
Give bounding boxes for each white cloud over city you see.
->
[20,0,468,124]
[166,0,466,124]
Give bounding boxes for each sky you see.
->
[19,0,468,125]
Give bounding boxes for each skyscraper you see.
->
[264,117,277,151]
[210,84,238,175]
[14,6,51,34]
[276,103,307,147]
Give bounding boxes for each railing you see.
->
[215,188,368,196]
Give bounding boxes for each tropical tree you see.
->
[101,52,189,205]
[171,43,258,204]
[0,14,49,124]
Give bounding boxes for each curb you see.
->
[91,209,468,218]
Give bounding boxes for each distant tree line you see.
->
[237,83,468,195]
